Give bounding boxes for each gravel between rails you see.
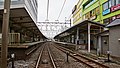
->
[8,42,120,68]
[49,42,90,68]
[7,44,44,68]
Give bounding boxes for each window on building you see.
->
[116,0,120,5]
[85,12,90,19]
[0,0,19,2]
[92,9,96,16]
[90,11,92,17]
[109,0,112,8]
[103,18,110,25]
[83,0,96,9]
[111,0,115,6]
[108,0,120,8]
[80,12,82,17]
[11,0,19,1]
[83,15,85,20]
[103,2,109,10]
[95,7,99,15]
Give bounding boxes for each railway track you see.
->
[35,43,57,68]
[53,42,109,68]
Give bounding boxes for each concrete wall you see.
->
[109,26,120,57]
[101,36,109,54]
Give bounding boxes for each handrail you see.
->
[0,33,20,45]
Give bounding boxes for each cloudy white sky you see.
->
[37,0,79,22]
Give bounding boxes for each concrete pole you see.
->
[76,27,79,44]
[88,23,91,52]
[70,19,71,27]
[75,27,79,50]
[1,0,11,68]
[97,36,101,55]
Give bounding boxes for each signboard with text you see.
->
[111,4,120,12]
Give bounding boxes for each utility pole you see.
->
[1,0,11,68]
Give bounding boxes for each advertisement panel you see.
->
[111,4,120,12]
[102,9,110,15]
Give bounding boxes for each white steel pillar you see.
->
[88,23,91,52]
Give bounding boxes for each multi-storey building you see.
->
[0,0,38,22]
[72,0,120,57]
[72,0,120,25]
[0,0,45,43]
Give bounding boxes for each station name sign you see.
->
[111,4,120,12]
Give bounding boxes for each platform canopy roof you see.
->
[54,20,105,39]
[106,19,120,28]
[0,8,46,39]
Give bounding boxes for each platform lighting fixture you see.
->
[118,39,120,41]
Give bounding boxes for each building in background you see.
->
[72,0,120,57]
[106,19,120,58]
[0,0,38,22]
[72,0,120,25]
[0,0,46,44]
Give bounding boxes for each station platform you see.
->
[0,41,45,60]
[54,41,120,64]
[5,41,44,48]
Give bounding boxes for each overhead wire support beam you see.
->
[1,0,11,68]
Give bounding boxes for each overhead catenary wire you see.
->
[57,0,66,20]
[68,13,72,20]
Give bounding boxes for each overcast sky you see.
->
[37,0,79,22]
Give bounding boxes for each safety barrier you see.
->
[0,33,20,45]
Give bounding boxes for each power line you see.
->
[68,13,72,20]
[57,0,66,20]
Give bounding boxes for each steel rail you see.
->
[26,46,38,56]
[35,45,44,68]
[35,43,57,68]
[54,43,109,68]
[47,45,57,68]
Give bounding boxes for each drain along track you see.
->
[35,42,56,68]
[53,43,109,68]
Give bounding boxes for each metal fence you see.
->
[0,33,20,45]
